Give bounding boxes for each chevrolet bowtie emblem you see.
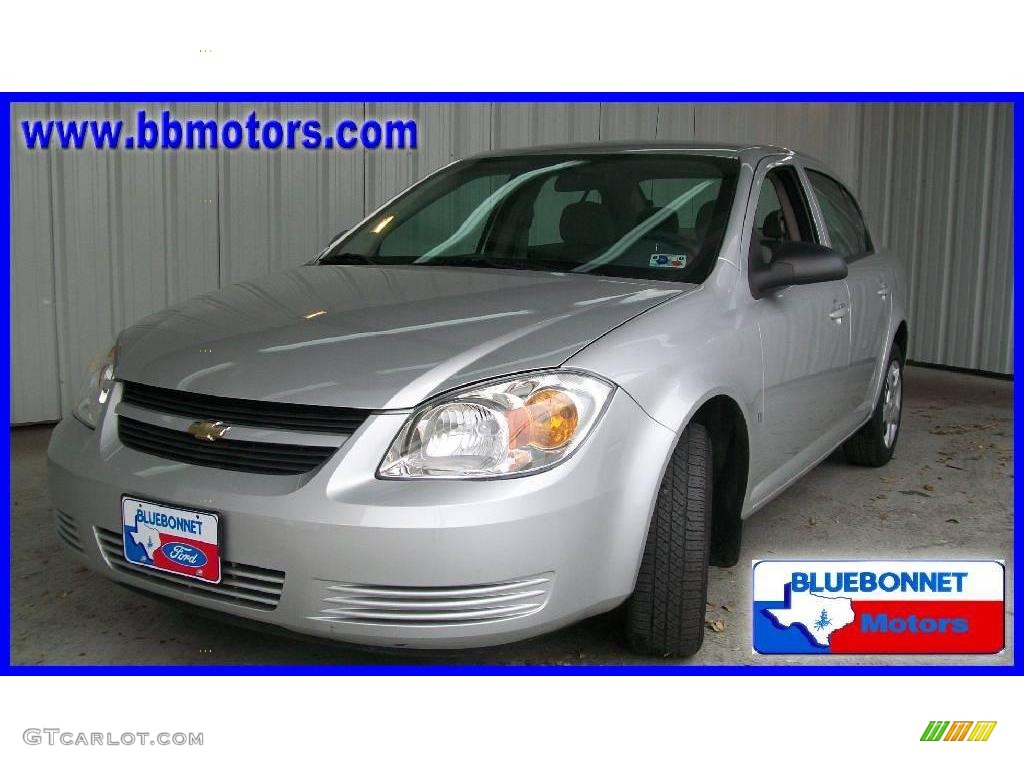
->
[187,420,231,441]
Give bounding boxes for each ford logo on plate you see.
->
[160,542,208,568]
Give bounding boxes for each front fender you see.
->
[564,263,762,505]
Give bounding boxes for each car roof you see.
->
[465,141,843,186]
[468,140,795,162]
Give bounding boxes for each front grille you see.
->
[55,509,83,552]
[309,574,553,626]
[119,417,335,475]
[121,380,369,435]
[95,527,285,611]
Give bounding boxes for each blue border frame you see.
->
[3,92,1020,675]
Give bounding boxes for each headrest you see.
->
[695,201,716,238]
[635,206,679,236]
[560,201,615,246]
[762,210,787,240]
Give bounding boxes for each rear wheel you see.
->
[625,423,712,657]
[843,343,904,467]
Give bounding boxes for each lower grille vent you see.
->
[310,573,553,626]
[55,509,83,552]
[95,527,285,611]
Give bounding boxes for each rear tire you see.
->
[625,423,712,657]
[843,343,904,467]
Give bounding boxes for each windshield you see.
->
[320,153,740,283]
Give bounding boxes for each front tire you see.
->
[843,343,904,467]
[625,423,712,657]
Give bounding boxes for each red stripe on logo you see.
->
[829,600,1003,653]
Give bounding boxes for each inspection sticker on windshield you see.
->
[122,496,221,583]
[649,253,688,268]
[752,560,1004,654]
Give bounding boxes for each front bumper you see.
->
[47,388,675,649]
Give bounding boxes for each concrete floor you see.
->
[11,366,1014,666]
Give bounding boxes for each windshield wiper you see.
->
[319,252,379,266]
[321,252,558,273]
[434,255,595,274]
[422,255,527,270]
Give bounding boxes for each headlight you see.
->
[378,371,614,479]
[73,346,117,429]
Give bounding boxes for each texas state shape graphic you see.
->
[765,590,856,648]
[129,522,162,561]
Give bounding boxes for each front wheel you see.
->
[625,423,712,657]
[843,343,904,467]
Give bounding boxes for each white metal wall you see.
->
[10,102,1014,424]
[857,103,1014,373]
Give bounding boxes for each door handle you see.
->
[877,282,890,298]
[829,303,850,321]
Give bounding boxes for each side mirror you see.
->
[750,242,848,299]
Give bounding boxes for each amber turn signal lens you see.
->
[525,388,579,450]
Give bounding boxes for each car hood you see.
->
[115,265,692,410]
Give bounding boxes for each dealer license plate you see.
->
[121,496,221,584]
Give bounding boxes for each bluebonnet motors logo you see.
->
[752,560,1004,654]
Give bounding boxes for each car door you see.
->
[747,159,853,499]
[803,168,891,420]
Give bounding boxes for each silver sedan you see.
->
[48,142,906,656]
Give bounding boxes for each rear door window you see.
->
[806,170,873,259]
